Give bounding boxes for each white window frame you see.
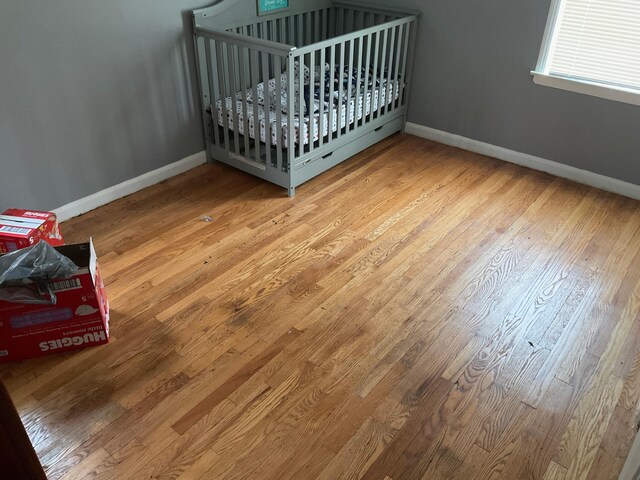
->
[531,0,640,107]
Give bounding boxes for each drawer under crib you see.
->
[292,114,405,186]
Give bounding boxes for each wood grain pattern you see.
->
[2,134,639,479]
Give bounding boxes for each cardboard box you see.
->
[0,240,110,363]
[0,209,64,253]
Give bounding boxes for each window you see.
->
[532,0,640,106]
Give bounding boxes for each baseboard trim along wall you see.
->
[54,151,207,222]
[405,122,640,201]
[53,126,640,222]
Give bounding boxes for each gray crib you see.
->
[192,0,419,196]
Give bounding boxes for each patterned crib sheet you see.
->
[215,64,403,147]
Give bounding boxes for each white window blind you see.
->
[533,0,640,105]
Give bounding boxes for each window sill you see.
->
[531,72,640,107]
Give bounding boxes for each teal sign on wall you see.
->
[258,0,289,15]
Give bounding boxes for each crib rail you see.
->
[226,8,334,47]
[195,28,296,183]
[224,5,412,47]
[291,12,416,164]
[196,28,295,56]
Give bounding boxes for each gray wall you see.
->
[2,0,639,213]
[369,0,640,186]
[0,0,207,211]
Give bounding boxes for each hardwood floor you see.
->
[2,134,640,479]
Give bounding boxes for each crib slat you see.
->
[305,52,310,154]
[343,7,350,35]
[385,25,397,115]
[278,18,284,44]
[292,16,297,45]
[298,53,304,157]
[345,8,354,35]
[369,30,380,123]
[399,21,411,107]
[251,49,261,164]
[260,21,266,41]
[238,47,251,161]
[261,51,273,169]
[354,34,364,131]
[305,13,311,46]
[288,55,296,171]
[298,14,304,47]
[322,8,327,40]
[298,13,307,47]
[377,28,389,119]
[270,20,276,42]
[392,24,404,110]
[275,55,284,171]
[328,8,335,38]
[282,16,287,45]
[227,44,241,156]
[337,41,345,139]
[345,39,353,133]
[314,10,320,43]
[319,46,326,149]
[309,49,316,152]
[204,39,221,147]
[305,51,311,153]
[328,44,336,141]
[356,10,364,31]
[216,42,231,152]
[344,7,349,35]
[322,9,328,41]
[286,17,291,44]
[362,32,371,127]
[293,14,298,46]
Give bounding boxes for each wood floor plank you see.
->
[2,135,639,480]
[544,461,569,480]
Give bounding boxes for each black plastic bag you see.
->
[0,242,78,304]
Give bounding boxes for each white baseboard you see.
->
[405,122,640,201]
[54,151,207,222]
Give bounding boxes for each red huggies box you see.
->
[0,209,65,253]
[0,240,110,363]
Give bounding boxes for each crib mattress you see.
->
[215,80,401,147]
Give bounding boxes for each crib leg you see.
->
[288,186,296,197]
